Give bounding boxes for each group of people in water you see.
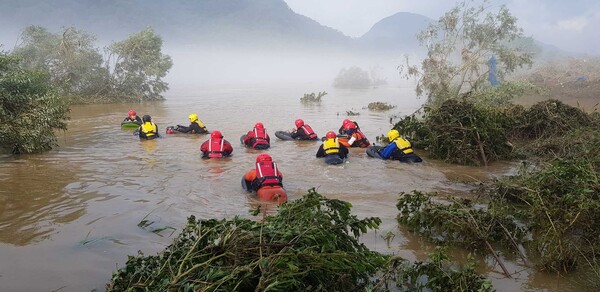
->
[123,109,422,203]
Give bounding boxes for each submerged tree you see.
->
[401,0,534,106]
[106,27,173,101]
[0,53,69,153]
[12,26,107,99]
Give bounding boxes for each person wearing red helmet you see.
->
[200,130,233,158]
[339,122,370,148]
[316,131,348,165]
[338,119,359,135]
[123,109,142,125]
[242,122,271,149]
[243,154,287,203]
[290,118,318,140]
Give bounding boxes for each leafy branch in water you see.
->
[107,189,385,291]
[300,91,327,103]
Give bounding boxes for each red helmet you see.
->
[211,130,223,139]
[256,153,272,162]
[255,122,264,129]
[326,131,336,139]
[295,119,304,128]
[342,119,351,126]
[346,122,356,129]
[128,109,136,116]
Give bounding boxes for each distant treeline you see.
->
[10,25,172,103]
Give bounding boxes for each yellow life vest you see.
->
[324,138,340,155]
[194,120,206,129]
[141,122,157,137]
[393,137,414,155]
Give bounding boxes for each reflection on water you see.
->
[0,84,575,291]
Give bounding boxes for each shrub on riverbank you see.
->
[395,123,600,287]
[393,99,595,166]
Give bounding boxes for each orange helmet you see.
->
[211,130,223,139]
[128,109,136,116]
[255,122,264,129]
[295,119,304,128]
[326,131,336,139]
[256,153,272,162]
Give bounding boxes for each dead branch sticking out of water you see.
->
[300,91,327,103]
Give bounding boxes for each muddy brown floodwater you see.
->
[0,84,579,291]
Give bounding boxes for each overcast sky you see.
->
[284,0,600,55]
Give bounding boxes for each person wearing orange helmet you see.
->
[340,122,370,148]
[242,122,270,149]
[316,131,348,165]
[290,118,318,140]
[123,109,142,125]
[338,119,359,135]
[243,153,287,203]
[200,130,233,158]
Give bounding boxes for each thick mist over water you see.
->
[163,44,406,94]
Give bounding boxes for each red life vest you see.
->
[251,128,269,147]
[255,161,282,188]
[300,125,317,139]
[207,138,225,158]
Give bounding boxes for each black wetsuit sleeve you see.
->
[339,144,349,158]
[177,125,192,133]
[291,128,307,139]
[316,145,325,157]
[338,125,345,135]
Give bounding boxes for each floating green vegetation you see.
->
[107,189,494,292]
[300,91,327,103]
[107,189,385,291]
[367,102,396,111]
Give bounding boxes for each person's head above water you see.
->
[128,109,136,118]
[211,130,223,139]
[387,129,400,142]
[255,122,264,129]
[188,113,198,122]
[326,131,336,139]
[295,119,304,128]
[142,115,151,123]
[256,153,272,162]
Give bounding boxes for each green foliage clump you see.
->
[395,99,515,165]
[107,189,386,291]
[300,91,327,103]
[388,248,494,292]
[491,156,600,272]
[397,191,527,251]
[367,102,396,111]
[514,100,592,139]
[333,66,371,89]
[0,53,69,153]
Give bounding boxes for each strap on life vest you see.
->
[301,125,317,139]
[255,162,282,188]
[208,138,225,157]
